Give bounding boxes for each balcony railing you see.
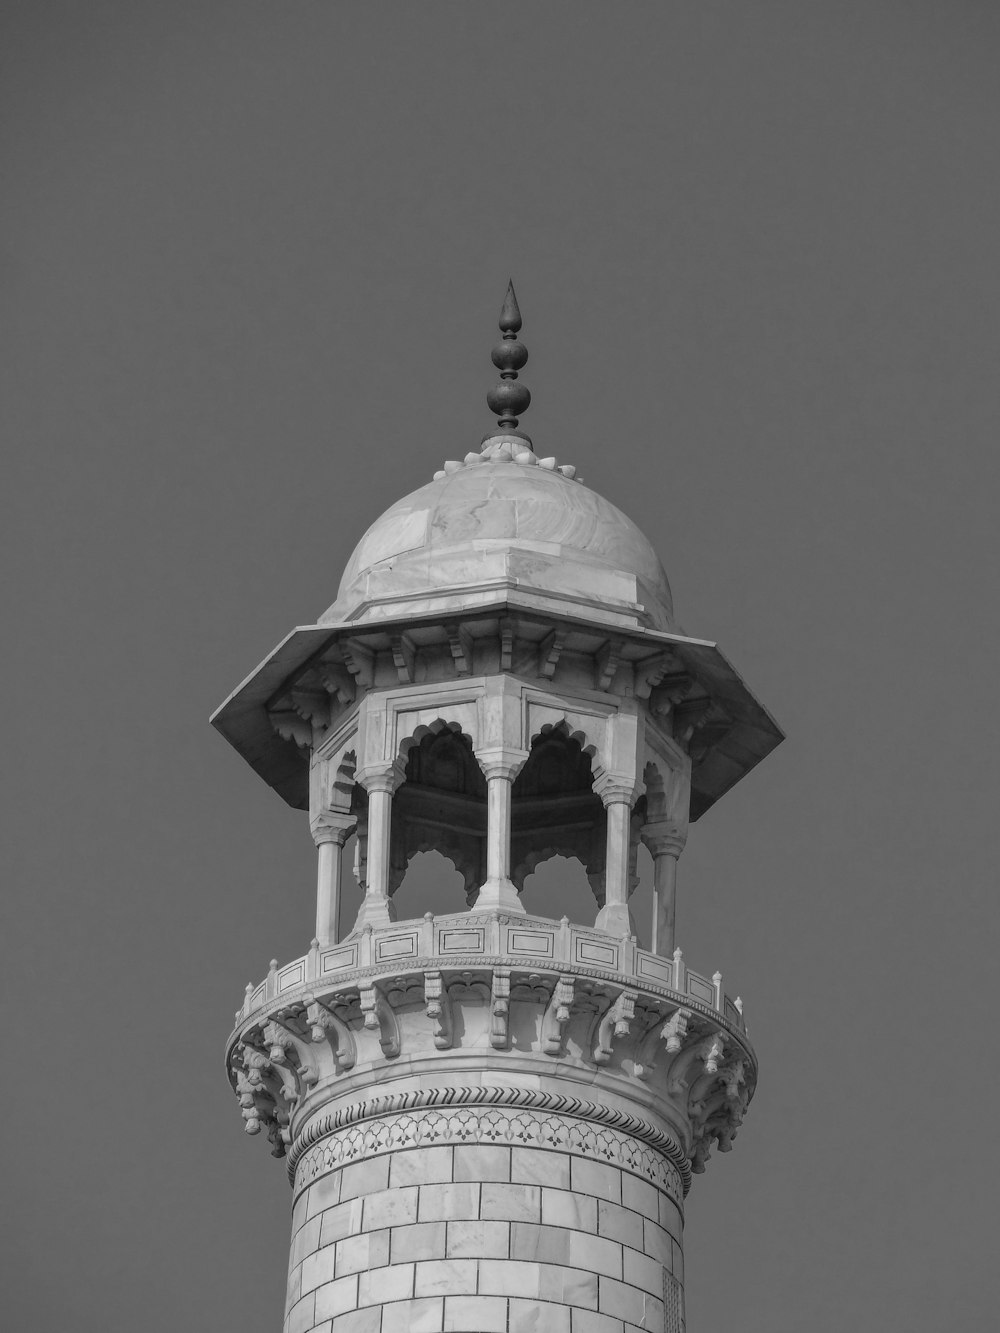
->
[235,910,746,1035]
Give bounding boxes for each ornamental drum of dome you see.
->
[214,288,782,1333]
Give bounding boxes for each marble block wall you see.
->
[284,1121,685,1333]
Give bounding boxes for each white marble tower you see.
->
[214,285,782,1333]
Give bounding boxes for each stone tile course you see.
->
[542,1187,597,1232]
[413,1258,479,1297]
[356,1262,414,1307]
[570,1158,622,1203]
[453,1144,511,1182]
[389,1146,454,1188]
[335,1230,390,1277]
[290,1216,322,1270]
[622,1246,663,1296]
[510,1221,570,1264]
[362,1186,419,1231]
[598,1276,645,1326]
[443,1294,509,1331]
[340,1157,389,1201]
[597,1200,644,1250]
[570,1310,624,1333]
[305,1171,343,1220]
[417,1181,481,1222]
[329,1308,381,1333]
[509,1297,571,1333]
[285,1292,315,1333]
[320,1198,365,1248]
[568,1229,623,1279]
[641,1219,673,1268]
[480,1181,541,1222]
[390,1221,448,1265]
[300,1246,336,1296]
[379,1297,443,1333]
[511,1147,571,1188]
[446,1219,510,1258]
[314,1275,358,1322]
[621,1175,659,1222]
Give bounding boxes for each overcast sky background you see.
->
[3,4,999,1331]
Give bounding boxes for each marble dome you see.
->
[321,441,674,631]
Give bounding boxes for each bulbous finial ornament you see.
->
[487,280,531,433]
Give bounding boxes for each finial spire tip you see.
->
[487,280,530,434]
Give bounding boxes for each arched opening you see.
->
[511,727,605,922]
[388,725,487,917]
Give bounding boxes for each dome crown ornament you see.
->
[486,279,531,438]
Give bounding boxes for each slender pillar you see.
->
[353,763,404,929]
[311,811,355,946]
[642,821,687,958]
[474,746,528,913]
[594,782,637,936]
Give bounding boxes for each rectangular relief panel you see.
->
[635,952,675,988]
[320,944,359,974]
[506,928,555,957]
[438,927,486,954]
[574,935,620,968]
[278,961,306,993]
[686,971,715,1006]
[376,932,419,961]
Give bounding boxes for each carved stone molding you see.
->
[290,1094,689,1200]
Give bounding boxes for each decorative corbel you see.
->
[423,970,453,1050]
[538,629,565,680]
[541,975,576,1056]
[445,622,474,676]
[634,1004,692,1080]
[634,653,676,701]
[490,967,511,1049]
[649,672,693,720]
[302,992,356,1072]
[341,638,375,688]
[594,988,637,1065]
[269,710,312,749]
[595,638,625,692]
[666,1027,727,1096]
[291,689,330,731]
[499,617,514,671]
[359,981,401,1058]
[320,662,356,708]
[390,633,416,684]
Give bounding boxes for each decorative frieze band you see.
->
[291,1096,688,1202]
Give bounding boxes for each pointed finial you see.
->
[487,279,530,435]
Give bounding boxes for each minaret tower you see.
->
[214,285,782,1333]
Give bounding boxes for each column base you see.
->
[472,877,525,913]
[352,894,397,931]
[594,901,636,937]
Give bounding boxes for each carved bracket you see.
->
[359,981,401,1058]
[634,1004,692,1080]
[424,971,454,1050]
[541,975,576,1056]
[490,968,511,1049]
[303,992,357,1073]
[594,989,637,1065]
[538,629,566,680]
[445,623,473,676]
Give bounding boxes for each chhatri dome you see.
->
[215,282,784,1333]
[322,282,674,632]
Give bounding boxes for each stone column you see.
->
[641,822,687,958]
[474,746,529,913]
[353,762,404,930]
[594,781,638,937]
[311,812,356,947]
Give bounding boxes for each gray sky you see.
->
[3,3,999,1330]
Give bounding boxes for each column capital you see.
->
[355,760,406,795]
[593,772,641,807]
[310,809,356,848]
[640,819,687,858]
[473,745,530,783]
